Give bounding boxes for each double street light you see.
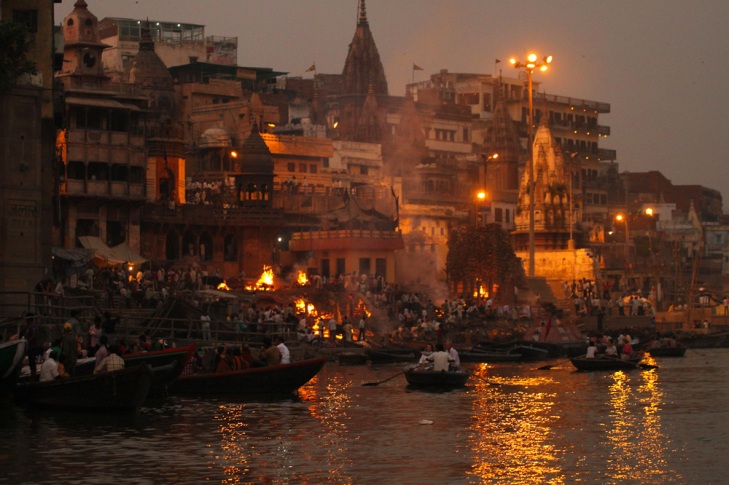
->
[509,53,553,277]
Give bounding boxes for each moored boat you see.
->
[646,346,687,357]
[459,348,522,363]
[366,347,418,365]
[14,364,153,412]
[0,339,27,397]
[338,351,368,366]
[404,367,470,389]
[75,344,196,396]
[170,357,327,396]
[570,356,645,371]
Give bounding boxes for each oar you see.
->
[536,358,574,370]
[362,369,407,386]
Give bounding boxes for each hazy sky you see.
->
[57,0,729,207]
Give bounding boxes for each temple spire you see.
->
[358,0,368,25]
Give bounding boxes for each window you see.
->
[310,164,317,174]
[13,10,38,33]
[360,166,368,175]
[299,163,307,173]
[287,162,295,172]
[495,208,503,222]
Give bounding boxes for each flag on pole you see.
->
[495,59,501,64]
[412,63,424,71]
[305,63,316,73]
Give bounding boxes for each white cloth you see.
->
[277,343,290,364]
[447,347,460,367]
[428,351,451,371]
[39,358,59,382]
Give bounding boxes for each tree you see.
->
[446,223,525,300]
[0,22,37,94]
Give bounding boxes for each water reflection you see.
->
[468,365,562,484]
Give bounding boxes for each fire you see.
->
[473,283,488,298]
[217,281,231,291]
[245,265,275,291]
[295,299,317,316]
[297,271,308,286]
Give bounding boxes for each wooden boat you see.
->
[366,347,418,365]
[171,357,327,396]
[646,345,687,357]
[338,351,368,366]
[404,367,470,389]
[460,348,522,363]
[0,339,27,397]
[14,364,153,412]
[570,356,645,371]
[75,345,196,396]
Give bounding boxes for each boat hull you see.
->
[647,346,687,357]
[14,365,153,412]
[0,339,27,397]
[570,357,642,371]
[404,369,470,389]
[171,358,326,396]
[75,345,196,396]
[366,348,418,365]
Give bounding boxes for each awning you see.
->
[78,236,147,267]
[65,96,142,111]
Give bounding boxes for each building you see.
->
[0,0,56,302]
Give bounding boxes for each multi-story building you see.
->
[97,17,237,82]
[0,0,56,303]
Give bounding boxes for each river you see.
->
[0,348,727,484]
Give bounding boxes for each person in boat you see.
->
[604,338,618,358]
[585,340,598,358]
[60,322,78,375]
[239,345,254,368]
[274,336,290,364]
[214,346,232,373]
[426,344,452,372]
[418,344,435,367]
[137,334,150,352]
[20,313,42,381]
[254,338,282,367]
[445,341,460,369]
[94,345,125,374]
[39,350,63,382]
[88,317,102,357]
[94,335,109,371]
[620,338,636,360]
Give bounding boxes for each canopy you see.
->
[78,236,147,267]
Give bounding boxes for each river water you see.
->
[1,348,727,484]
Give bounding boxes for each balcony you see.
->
[64,180,146,201]
[142,204,283,227]
[289,229,404,252]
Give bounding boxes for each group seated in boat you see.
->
[415,343,460,372]
[584,334,644,361]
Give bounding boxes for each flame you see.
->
[355,299,371,318]
[295,299,317,316]
[297,271,308,286]
[473,283,488,298]
[245,265,275,291]
[217,281,231,291]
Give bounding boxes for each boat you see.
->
[646,345,687,357]
[14,364,153,412]
[338,351,368,366]
[75,344,196,396]
[170,357,327,396]
[521,319,588,357]
[404,367,470,389]
[459,348,522,363]
[0,339,27,397]
[366,347,418,365]
[570,356,646,371]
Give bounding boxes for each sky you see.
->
[56,0,729,207]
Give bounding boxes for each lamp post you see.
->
[509,53,552,277]
[616,213,630,281]
[477,191,487,225]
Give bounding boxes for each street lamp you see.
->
[615,213,630,267]
[509,53,553,277]
[476,190,486,226]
